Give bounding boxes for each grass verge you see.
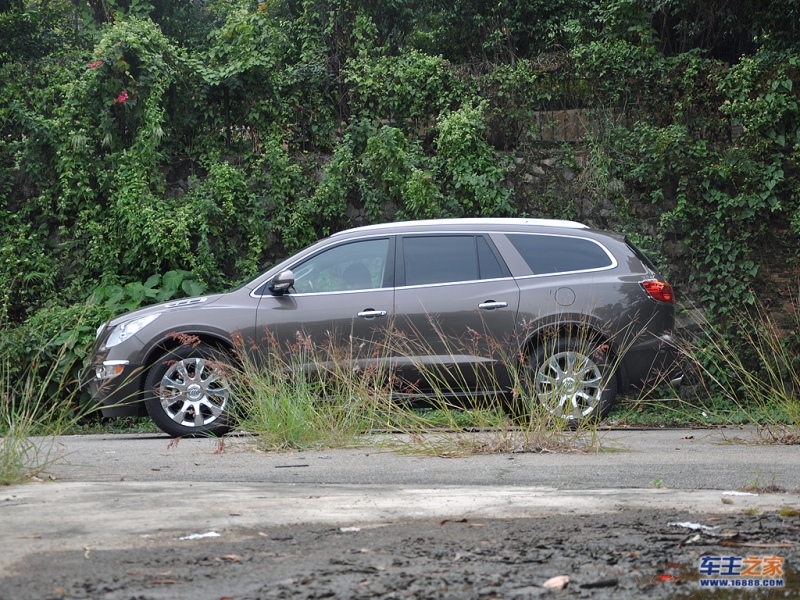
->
[606,299,800,436]
[681,300,800,441]
[1,312,97,484]
[231,323,610,455]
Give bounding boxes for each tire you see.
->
[525,336,617,423]
[144,343,234,437]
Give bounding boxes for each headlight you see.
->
[94,360,130,381]
[105,313,161,348]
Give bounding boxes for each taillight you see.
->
[641,280,674,303]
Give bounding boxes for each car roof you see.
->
[331,218,589,237]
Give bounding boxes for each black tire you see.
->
[524,336,617,423]
[144,343,234,437]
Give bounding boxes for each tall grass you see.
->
[234,299,800,447]
[680,300,800,439]
[1,310,97,484]
[230,320,617,454]
[229,332,389,450]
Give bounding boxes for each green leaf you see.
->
[181,279,206,297]
[125,282,145,304]
[162,270,185,291]
[144,274,161,289]
[154,287,176,303]
[104,285,125,308]
[51,331,76,347]
[88,287,106,305]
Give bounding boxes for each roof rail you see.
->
[331,217,589,236]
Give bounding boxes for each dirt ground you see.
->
[2,508,798,600]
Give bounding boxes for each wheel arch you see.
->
[140,331,236,394]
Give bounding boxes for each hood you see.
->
[105,293,226,328]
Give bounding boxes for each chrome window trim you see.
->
[269,286,395,298]
[513,266,615,280]
[251,229,615,297]
[504,233,618,276]
[395,275,516,292]
[251,233,394,298]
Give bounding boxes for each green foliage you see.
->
[359,124,447,220]
[345,50,456,124]
[3,0,800,420]
[436,103,512,216]
[412,0,591,62]
[1,303,111,411]
[568,44,800,314]
[0,0,79,63]
[89,270,207,313]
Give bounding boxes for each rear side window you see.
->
[507,234,613,275]
[401,235,510,285]
[403,236,477,286]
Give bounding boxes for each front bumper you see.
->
[86,360,148,417]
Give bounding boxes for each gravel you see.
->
[3,509,798,600]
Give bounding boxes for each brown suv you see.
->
[87,218,680,437]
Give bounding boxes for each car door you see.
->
[393,234,520,395]
[255,236,395,371]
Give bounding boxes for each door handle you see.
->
[478,301,508,310]
[357,309,388,319]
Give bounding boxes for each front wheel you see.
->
[144,343,234,437]
[524,337,617,423]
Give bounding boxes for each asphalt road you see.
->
[2,427,799,599]
[29,426,800,489]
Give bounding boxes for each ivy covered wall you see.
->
[2,0,799,330]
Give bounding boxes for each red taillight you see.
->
[642,280,675,303]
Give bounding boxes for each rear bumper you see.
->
[621,334,683,392]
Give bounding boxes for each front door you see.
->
[255,237,395,373]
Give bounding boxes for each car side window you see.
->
[292,238,390,294]
[402,235,479,286]
[506,233,613,274]
[477,236,505,279]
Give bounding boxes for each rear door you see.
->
[392,234,520,394]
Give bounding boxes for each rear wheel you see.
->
[525,337,617,423]
[144,343,234,437]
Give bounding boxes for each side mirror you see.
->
[269,270,294,295]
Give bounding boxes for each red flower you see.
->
[114,90,129,104]
[87,61,103,69]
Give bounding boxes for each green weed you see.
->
[229,319,620,455]
[681,299,800,442]
[0,309,99,485]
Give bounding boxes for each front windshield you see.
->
[227,267,277,293]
